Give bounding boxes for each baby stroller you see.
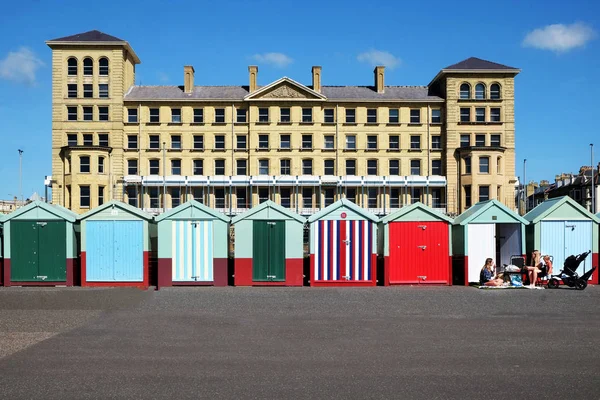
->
[547,251,596,290]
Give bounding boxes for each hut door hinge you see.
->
[36,222,47,227]
[36,276,48,280]
[417,245,427,250]
[417,225,427,230]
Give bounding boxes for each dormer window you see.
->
[460,83,471,99]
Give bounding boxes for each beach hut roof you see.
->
[155,200,229,222]
[1,200,77,223]
[78,200,154,221]
[524,196,600,224]
[453,199,528,226]
[231,200,305,224]
[379,202,453,224]
[307,198,379,223]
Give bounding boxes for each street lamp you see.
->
[523,159,527,214]
[591,144,595,214]
[18,149,23,205]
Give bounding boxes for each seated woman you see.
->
[525,250,543,287]
[480,258,504,286]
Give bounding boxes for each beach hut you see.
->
[525,196,599,284]
[0,214,5,285]
[232,200,305,286]
[155,200,230,287]
[379,202,453,285]
[1,201,78,287]
[78,201,154,288]
[452,200,528,285]
[307,199,378,286]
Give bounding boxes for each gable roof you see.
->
[49,30,124,42]
[231,200,305,224]
[453,199,528,225]
[155,200,229,222]
[78,200,153,221]
[307,199,379,223]
[524,196,600,224]
[2,201,77,223]
[244,77,327,100]
[444,57,517,71]
[379,202,453,224]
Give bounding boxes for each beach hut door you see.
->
[252,221,286,282]
[171,220,214,282]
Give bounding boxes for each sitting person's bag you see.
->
[505,264,521,272]
[510,274,523,287]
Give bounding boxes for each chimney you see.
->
[312,66,322,93]
[184,65,195,93]
[248,65,258,92]
[374,66,385,93]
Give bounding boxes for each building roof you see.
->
[379,202,453,224]
[155,200,229,222]
[444,57,517,71]
[453,199,528,226]
[49,30,125,42]
[524,196,600,224]
[2,200,77,223]
[231,200,305,224]
[307,198,379,223]
[78,200,154,221]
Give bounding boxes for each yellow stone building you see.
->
[47,30,520,216]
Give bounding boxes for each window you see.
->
[465,157,471,174]
[367,135,377,150]
[149,135,160,149]
[80,156,90,173]
[171,159,181,175]
[215,108,225,123]
[345,135,356,150]
[258,159,269,175]
[460,134,470,148]
[280,108,290,123]
[460,83,470,99]
[346,188,356,204]
[475,83,486,99]
[67,58,77,75]
[324,159,334,175]
[490,84,501,100]
[98,134,108,147]
[280,159,291,175]
[431,109,441,123]
[214,159,225,175]
[236,188,247,208]
[280,134,291,149]
[346,159,356,175]
[193,135,204,150]
[302,135,312,150]
[67,84,77,98]
[464,185,472,207]
[99,58,109,76]
[432,188,442,208]
[302,108,312,123]
[431,159,442,175]
[389,109,399,123]
[236,135,247,150]
[127,159,138,175]
[389,160,400,175]
[127,186,138,207]
[410,135,421,150]
[193,160,203,175]
[67,106,78,121]
[324,109,334,123]
[149,108,159,123]
[236,109,247,123]
[475,134,486,147]
[368,188,378,208]
[390,188,400,208]
[193,108,203,123]
[324,188,335,207]
[80,186,90,208]
[497,156,502,174]
[258,134,269,149]
[128,135,138,149]
[302,159,313,175]
[170,135,181,150]
[149,187,159,209]
[83,134,93,146]
[460,108,471,122]
[367,109,377,123]
[83,58,93,76]
[236,159,247,175]
[479,157,489,173]
[475,108,485,122]
[171,188,181,208]
[98,106,108,121]
[490,108,501,122]
[259,188,270,204]
[83,106,93,121]
[479,185,490,202]
[149,159,160,175]
[411,188,421,204]
[83,84,93,98]
[410,109,421,124]
[171,108,181,123]
[389,135,399,150]
[214,188,225,208]
[98,84,108,98]
[324,135,334,149]
[128,108,138,123]
[258,107,269,123]
[345,108,355,123]
[490,134,501,147]
[302,188,312,208]
[367,159,378,175]
[214,135,225,150]
[98,156,105,174]
[431,135,441,150]
[410,159,421,175]
[67,134,77,146]
[192,188,203,203]
[281,188,292,208]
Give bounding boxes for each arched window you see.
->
[83,58,93,76]
[99,57,109,76]
[459,83,471,99]
[490,83,501,99]
[67,58,77,75]
[475,83,486,99]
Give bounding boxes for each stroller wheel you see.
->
[575,280,587,290]
[547,279,559,289]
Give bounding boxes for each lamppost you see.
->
[18,149,23,205]
[523,159,527,214]
[591,144,595,214]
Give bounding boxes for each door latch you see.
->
[36,222,47,227]
[342,275,351,281]
[342,239,351,245]
[417,225,427,230]
[36,276,48,280]
[266,274,277,279]
[417,245,427,250]
[267,222,277,226]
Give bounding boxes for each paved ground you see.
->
[0,285,599,399]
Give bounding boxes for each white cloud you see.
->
[251,52,293,68]
[357,50,401,69]
[0,47,44,85]
[523,22,596,52]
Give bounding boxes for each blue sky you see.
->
[0,0,598,200]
